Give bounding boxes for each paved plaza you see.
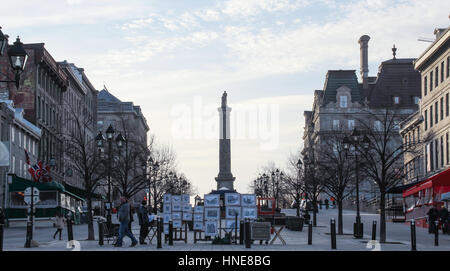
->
[3,208,450,251]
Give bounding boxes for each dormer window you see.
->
[393,96,400,104]
[340,95,348,108]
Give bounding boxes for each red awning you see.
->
[403,168,450,198]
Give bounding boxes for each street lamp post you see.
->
[296,159,302,217]
[0,29,28,89]
[343,128,370,239]
[105,125,115,227]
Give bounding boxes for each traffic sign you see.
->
[24,187,39,196]
[24,195,40,205]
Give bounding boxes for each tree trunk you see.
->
[337,199,343,235]
[86,197,95,240]
[312,198,317,227]
[379,191,386,243]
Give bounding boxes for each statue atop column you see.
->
[215,91,235,191]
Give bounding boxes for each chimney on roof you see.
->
[434,28,447,40]
[359,35,370,90]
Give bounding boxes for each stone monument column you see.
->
[215,91,235,190]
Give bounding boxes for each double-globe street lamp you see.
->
[0,27,28,89]
[148,157,160,213]
[96,124,125,228]
[343,128,370,239]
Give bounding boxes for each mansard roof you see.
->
[322,70,361,105]
[363,58,420,108]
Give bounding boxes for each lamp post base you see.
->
[353,216,363,239]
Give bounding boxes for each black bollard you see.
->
[25,221,32,248]
[0,223,3,251]
[234,214,238,244]
[372,220,377,241]
[308,220,312,245]
[410,220,416,251]
[239,220,244,245]
[157,217,162,249]
[169,220,173,246]
[98,220,104,246]
[245,219,251,248]
[330,219,336,249]
[434,221,439,246]
[67,217,74,241]
[0,209,4,251]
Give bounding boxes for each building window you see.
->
[374,120,382,132]
[393,96,400,104]
[441,136,444,168]
[447,93,449,117]
[348,120,354,130]
[447,56,449,78]
[333,120,340,130]
[447,133,449,165]
[441,62,445,83]
[339,96,348,108]
[435,66,439,88]
[430,141,434,171]
[430,71,433,91]
[430,105,433,128]
[424,110,428,130]
[435,101,438,124]
[441,97,444,121]
[424,76,427,95]
[435,139,439,170]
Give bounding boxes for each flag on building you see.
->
[28,161,43,182]
[24,149,30,165]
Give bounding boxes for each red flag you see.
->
[42,165,52,182]
[28,162,41,182]
[24,149,30,165]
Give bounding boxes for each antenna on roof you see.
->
[417,37,434,43]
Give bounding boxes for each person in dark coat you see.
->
[115,197,138,247]
[325,199,329,209]
[427,206,439,234]
[303,210,311,224]
[439,205,449,234]
[137,200,149,244]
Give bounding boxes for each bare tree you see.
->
[111,116,150,200]
[63,103,105,240]
[356,107,430,243]
[302,150,324,227]
[284,152,305,217]
[317,133,355,234]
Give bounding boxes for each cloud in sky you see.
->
[1,0,449,196]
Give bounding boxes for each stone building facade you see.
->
[97,88,149,204]
[58,61,98,190]
[302,35,421,205]
[0,100,41,209]
[400,27,450,184]
[0,43,67,185]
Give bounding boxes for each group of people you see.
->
[114,197,153,247]
[50,197,153,247]
[427,204,449,235]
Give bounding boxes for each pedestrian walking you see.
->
[325,199,329,209]
[303,210,311,224]
[439,204,449,234]
[53,213,66,240]
[114,197,138,247]
[427,205,439,234]
[137,200,150,244]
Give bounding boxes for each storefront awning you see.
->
[387,180,422,194]
[64,183,105,200]
[9,175,65,192]
[403,168,450,198]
